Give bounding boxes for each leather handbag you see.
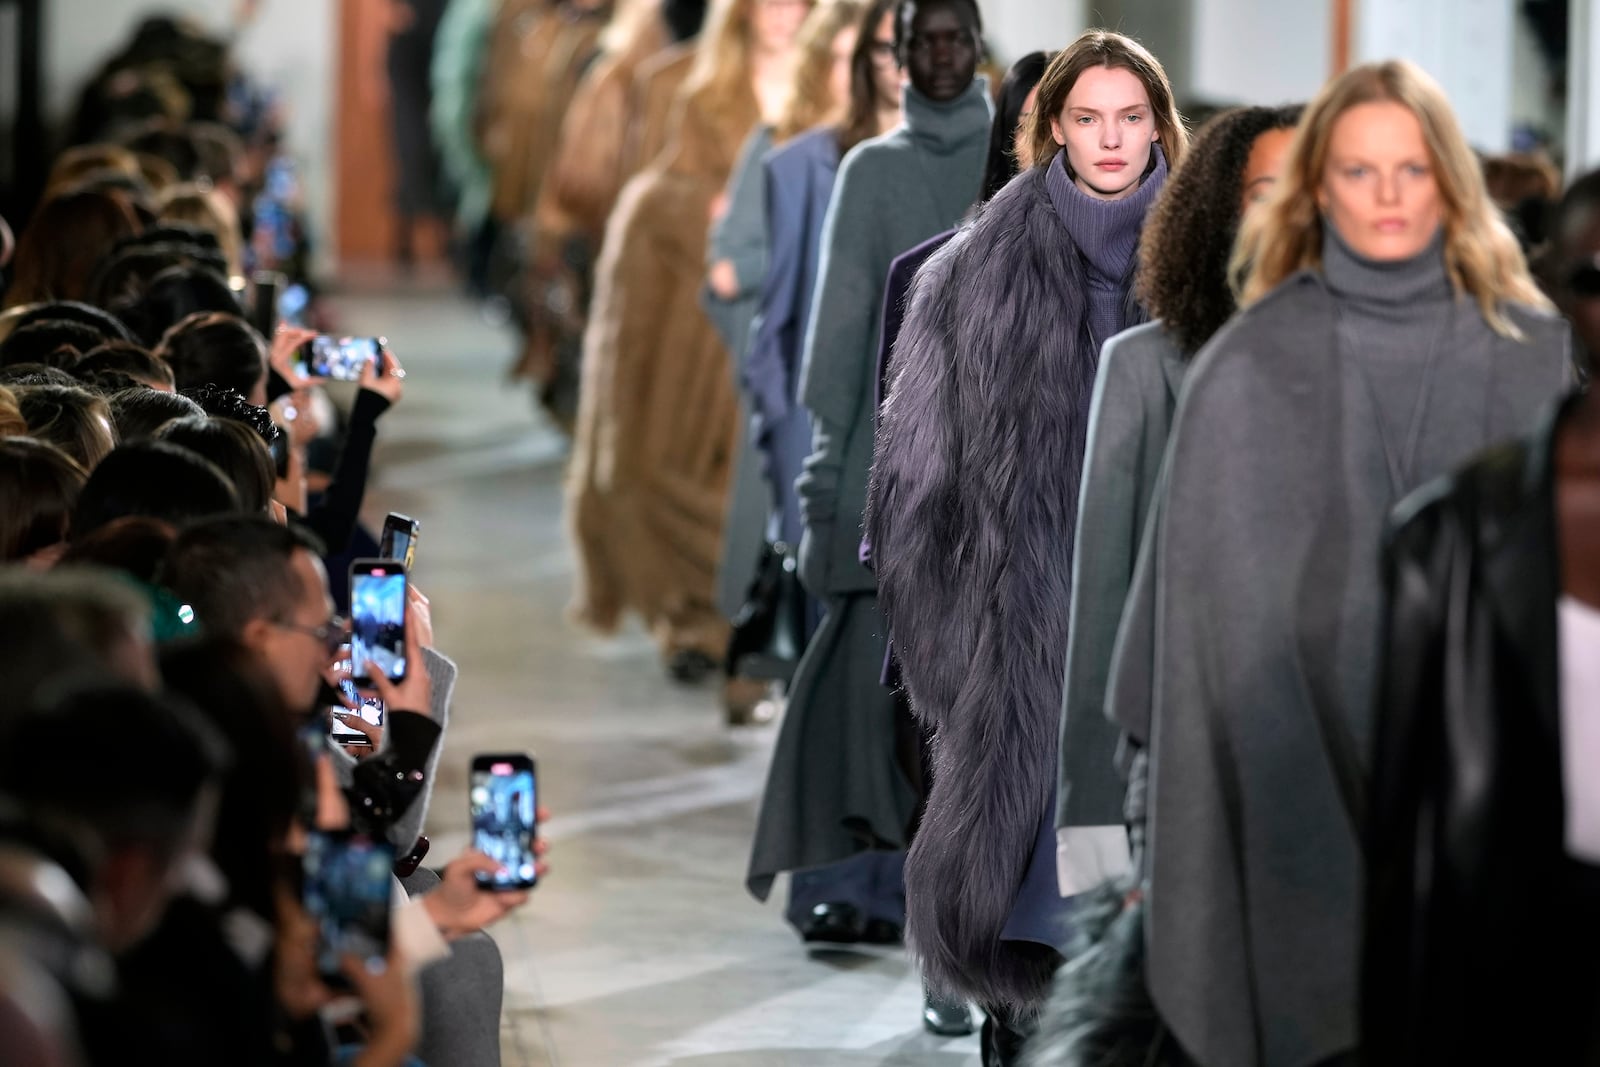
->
[725,541,810,685]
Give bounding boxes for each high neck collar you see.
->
[1321,220,1451,307]
[901,78,994,154]
[1046,144,1169,282]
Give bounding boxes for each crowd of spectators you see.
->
[0,15,537,1067]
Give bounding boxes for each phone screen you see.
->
[299,336,381,381]
[350,563,406,685]
[331,646,385,744]
[470,756,538,890]
[303,832,395,976]
[380,517,418,571]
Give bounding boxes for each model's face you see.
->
[750,0,810,55]
[1559,207,1600,365]
[1050,65,1158,202]
[1240,126,1294,216]
[1013,85,1040,170]
[1318,100,1442,261]
[870,11,902,110]
[900,2,979,104]
[828,25,859,109]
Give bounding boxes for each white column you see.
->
[1189,0,1332,106]
[1569,0,1600,178]
[981,0,1089,67]
[1354,0,1514,153]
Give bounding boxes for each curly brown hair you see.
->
[1135,104,1302,357]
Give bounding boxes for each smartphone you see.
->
[302,831,395,979]
[349,560,407,686]
[298,335,385,381]
[469,754,538,891]
[331,644,385,747]
[251,269,284,338]
[379,513,420,571]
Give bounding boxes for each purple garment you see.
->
[1045,146,1168,349]
[862,230,957,688]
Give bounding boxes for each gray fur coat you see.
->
[867,165,1136,1010]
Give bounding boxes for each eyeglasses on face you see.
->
[273,615,349,655]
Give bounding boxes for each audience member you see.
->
[12,384,117,469]
[157,310,266,401]
[156,183,244,277]
[1,190,142,307]
[0,364,77,389]
[11,301,136,345]
[0,321,105,369]
[0,569,160,712]
[120,266,242,348]
[75,341,175,390]
[108,386,203,440]
[57,516,177,585]
[156,415,275,514]
[0,437,87,564]
[0,384,25,436]
[70,439,239,541]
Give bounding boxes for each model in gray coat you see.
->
[1052,320,1184,887]
[1109,228,1570,1066]
[704,124,777,620]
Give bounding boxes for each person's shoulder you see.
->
[766,127,837,175]
[840,126,911,169]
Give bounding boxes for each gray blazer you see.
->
[1056,321,1187,830]
[704,125,777,617]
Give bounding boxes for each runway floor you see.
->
[340,279,983,1066]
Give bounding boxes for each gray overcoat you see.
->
[1056,322,1187,832]
[1110,270,1569,1067]
[704,124,777,618]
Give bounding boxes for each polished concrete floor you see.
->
[334,280,983,1067]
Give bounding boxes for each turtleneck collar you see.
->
[902,77,994,155]
[1321,220,1451,307]
[1046,144,1169,283]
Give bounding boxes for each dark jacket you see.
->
[1364,391,1600,1066]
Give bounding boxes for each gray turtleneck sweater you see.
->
[797,78,992,595]
[1046,147,1169,349]
[1323,222,1463,485]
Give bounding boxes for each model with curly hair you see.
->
[1053,104,1299,887]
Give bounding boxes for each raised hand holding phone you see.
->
[361,346,407,405]
[365,596,433,716]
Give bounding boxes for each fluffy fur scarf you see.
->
[867,165,1138,1011]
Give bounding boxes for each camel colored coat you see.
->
[566,75,760,655]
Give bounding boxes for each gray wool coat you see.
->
[796,79,991,597]
[1056,322,1187,834]
[1109,270,1569,1067]
[746,84,989,904]
[704,124,778,618]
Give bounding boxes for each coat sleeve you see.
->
[707,128,771,292]
[744,153,805,431]
[1361,486,1453,1061]
[796,148,883,531]
[1057,335,1149,828]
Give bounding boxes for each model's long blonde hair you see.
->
[774,0,865,143]
[1232,59,1551,336]
[685,0,765,105]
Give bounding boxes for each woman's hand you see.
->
[708,259,740,301]
[365,602,433,715]
[359,346,407,407]
[420,840,549,939]
[269,323,317,385]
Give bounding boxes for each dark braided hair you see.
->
[1135,104,1303,357]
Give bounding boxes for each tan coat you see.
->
[483,4,607,221]
[512,32,684,396]
[566,76,759,657]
